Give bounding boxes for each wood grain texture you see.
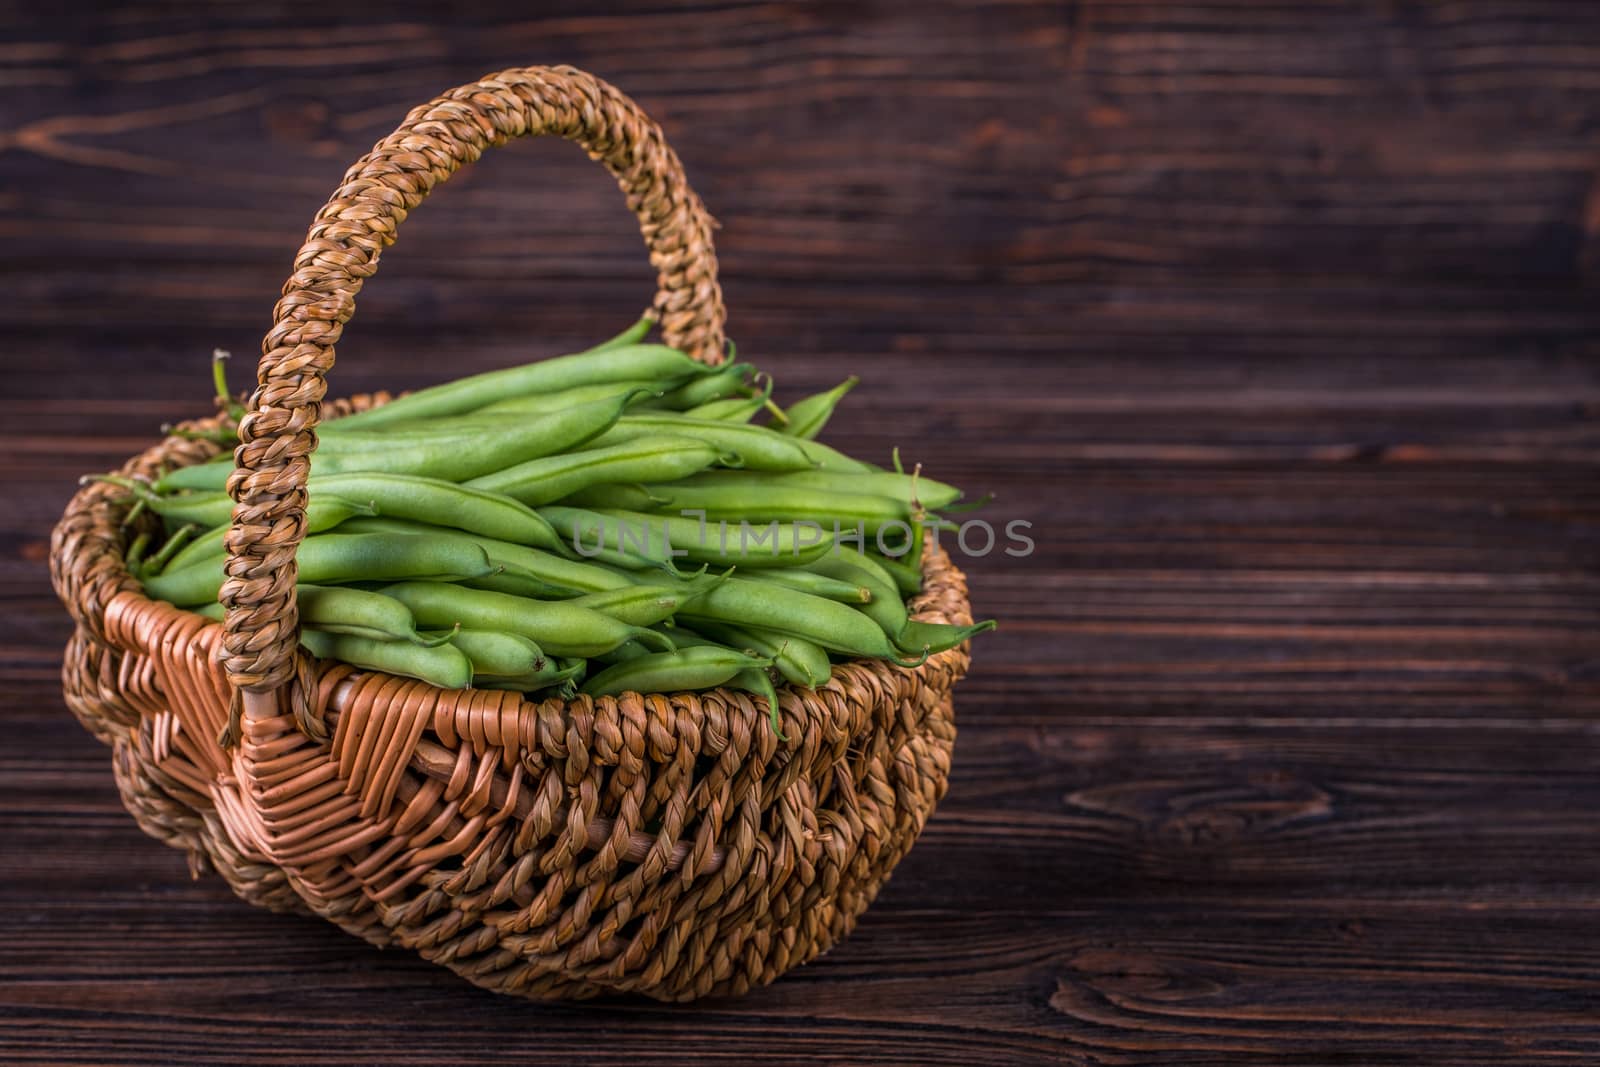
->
[2,1,1598,1063]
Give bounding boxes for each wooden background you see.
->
[4,2,1599,1063]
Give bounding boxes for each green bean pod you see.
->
[437,629,547,677]
[471,379,673,417]
[381,581,674,659]
[578,482,911,535]
[641,362,754,410]
[679,577,911,661]
[474,658,587,694]
[190,584,445,646]
[159,392,642,494]
[798,439,877,474]
[160,495,376,573]
[580,646,773,698]
[140,523,200,576]
[464,436,727,507]
[677,618,833,689]
[568,575,721,627]
[805,555,906,634]
[894,619,997,656]
[814,556,996,656]
[314,391,641,476]
[591,315,655,352]
[780,376,858,440]
[661,468,962,511]
[547,506,835,569]
[729,667,784,736]
[587,415,820,472]
[681,395,760,423]
[592,638,652,666]
[142,532,498,606]
[308,473,563,550]
[98,477,379,533]
[683,371,773,422]
[138,488,262,529]
[743,568,872,604]
[859,547,923,597]
[339,517,633,593]
[659,627,786,728]
[328,343,711,430]
[385,508,668,575]
[298,629,473,690]
[151,455,232,494]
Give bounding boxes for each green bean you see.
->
[820,546,901,596]
[190,584,445,646]
[142,532,498,606]
[683,371,773,422]
[592,638,652,666]
[799,439,877,474]
[471,379,673,417]
[860,547,923,597]
[659,468,961,511]
[895,619,997,656]
[729,667,784,736]
[124,531,151,574]
[93,477,245,529]
[336,518,583,596]
[813,556,993,655]
[308,473,563,550]
[641,362,753,410]
[780,376,858,440]
[311,413,538,444]
[680,394,757,422]
[159,392,641,493]
[464,436,727,507]
[557,484,667,511]
[587,415,820,472]
[805,555,906,635]
[592,315,654,352]
[581,481,911,535]
[314,391,641,476]
[544,506,834,569]
[656,625,786,729]
[339,517,632,593]
[680,577,914,662]
[539,506,703,573]
[328,344,710,430]
[677,618,832,689]
[151,453,232,494]
[381,581,674,659]
[580,646,773,698]
[164,496,368,574]
[298,629,473,690]
[474,658,587,694]
[437,629,547,677]
[569,574,722,627]
[141,523,199,575]
[743,568,872,604]
[294,584,437,645]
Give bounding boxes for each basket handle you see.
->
[218,66,726,726]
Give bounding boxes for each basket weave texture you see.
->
[49,66,972,1001]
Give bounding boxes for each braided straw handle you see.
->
[219,66,726,722]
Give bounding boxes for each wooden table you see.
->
[4,3,1597,1063]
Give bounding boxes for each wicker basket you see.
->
[49,66,972,1002]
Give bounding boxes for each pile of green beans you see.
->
[111,318,995,733]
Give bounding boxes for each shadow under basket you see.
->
[48,65,974,1002]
